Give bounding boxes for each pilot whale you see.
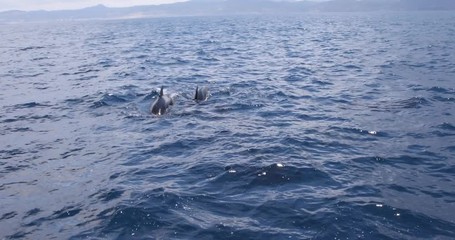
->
[150,86,175,115]
[194,86,209,101]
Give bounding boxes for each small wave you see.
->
[31,57,49,61]
[3,127,32,133]
[61,68,100,76]
[1,114,56,124]
[430,130,455,137]
[23,208,41,219]
[13,102,51,109]
[370,97,431,112]
[396,97,431,109]
[204,163,341,194]
[19,46,45,51]
[284,74,304,82]
[327,201,455,240]
[344,64,362,70]
[325,128,378,144]
[75,75,98,81]
[438,122,455,131]
[351,155,444,171]
[198,56,220,62]
[288,66,315,75]
[0,148,27,159]
[214,102,264,114]
[311,79,334,86]
[64,98,85,106]
[147,57,190,66]
[90,188,125,203]
[24,205,82,231]
[61,147,84,159]
[0,212,17,221]
[14,73,44,78]
[91,92,135,108]
[97,59,115,68]
[428,86,454,94]
[432,95,455,103]
[248,164,340,188]
[87,189,193,239]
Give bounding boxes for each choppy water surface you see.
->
[1,12,455,239]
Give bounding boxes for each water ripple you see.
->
[1,13,455,240]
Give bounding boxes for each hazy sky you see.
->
[0,0,330,12]
[0,0,189,12]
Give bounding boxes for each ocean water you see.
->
[1,12,455,239]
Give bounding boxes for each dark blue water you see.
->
[1,12,455,239]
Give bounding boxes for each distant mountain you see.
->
[1,0,454,23]
[316,0,455,12]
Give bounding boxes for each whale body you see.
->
[194,86,209,101]
[150,86,175,115]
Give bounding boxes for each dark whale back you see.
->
[194,86,209,101]
[150,86,174,115]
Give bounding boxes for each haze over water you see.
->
[1,12,455,239]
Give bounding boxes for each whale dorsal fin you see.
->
[194,86,199,100]
[160,86,164,97]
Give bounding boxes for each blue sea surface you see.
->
[1,12,455,239]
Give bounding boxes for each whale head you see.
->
[150,86,174,115]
